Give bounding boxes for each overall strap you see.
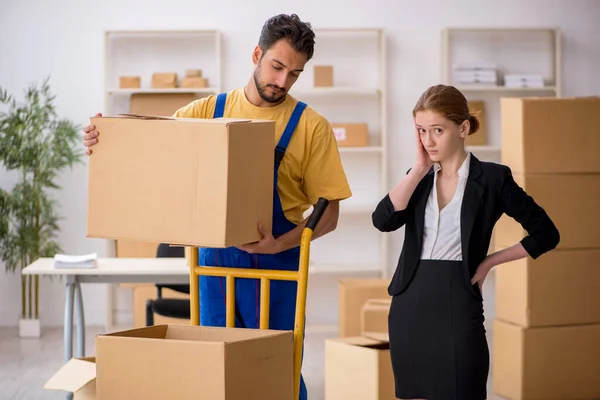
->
[213,93,227,118]
[275,101,307,165]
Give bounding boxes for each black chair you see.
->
[145,244,191,326]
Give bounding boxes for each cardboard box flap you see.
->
[362,332,390,343]
[339,336,390,349]
[115,114,174,120]
[44,358,96,392]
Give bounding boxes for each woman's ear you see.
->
[459,120,470,138]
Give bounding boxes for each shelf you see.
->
[338,146,383,154]
[308,263,383,275]
[291,87,380,96]
[456,85,557,93]
[107,88,218,95]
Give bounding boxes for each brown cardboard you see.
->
[492,320,600,400]
[360,299,391,340]
[87,114,275,248]
[119,76,140,89]
[96,325,294,400]
[129,93,198,117]
[339,279,390,337]
[314,65,333,87]
[181,76,208,88]
[44,357,97,400]
[465,100,487,146]
[495,248,600,327]
[186,69,202,77]
[494,173,600,249]
[115,240,158,258]
[331,123,369,147]
[152,72,178,88]
[501,97,600,174]
[325,336,394,400]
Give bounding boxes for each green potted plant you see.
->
[0,77,83,337]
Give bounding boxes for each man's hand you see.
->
[236,223,282,255]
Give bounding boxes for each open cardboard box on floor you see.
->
[86,114,275,248]
[45,325,294,400]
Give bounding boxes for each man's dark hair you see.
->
[258,14,315,61]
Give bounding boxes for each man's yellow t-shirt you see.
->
[173,88,352,225]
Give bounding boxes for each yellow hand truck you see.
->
[187,197,330,400]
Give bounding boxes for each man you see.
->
[83,14,352,399]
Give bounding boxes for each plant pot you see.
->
[19,318,41,338]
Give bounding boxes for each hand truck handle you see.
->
[306,197,330,231]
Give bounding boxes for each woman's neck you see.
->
[438,148,468,178]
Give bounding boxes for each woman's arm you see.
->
[372,167,428,232]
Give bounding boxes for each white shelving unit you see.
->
[441,27,562,163]
[292,28,389,278]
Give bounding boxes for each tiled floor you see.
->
[0,274,505,400]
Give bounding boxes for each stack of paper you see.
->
[53,253,98,269]
[504,74,545,88]
[453,63,498,86]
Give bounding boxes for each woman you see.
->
[372,84,560,400]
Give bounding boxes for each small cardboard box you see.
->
[96,325,294,400]
[493,173,600,250]
[331,123,369,147]
[186,69,202,77]
[314,65,334,87]
[339,279,390,337]
[495,247,600,327]
[360,299,391,341]
[87,114,275,248]
[45,357,97,400]
[465,100,487,146]
[119,76,140,89]
[152,72,178,88]
[493,320,600,400]
[501,97,600,174]
[325,336,395,400]
[182,76,209,88]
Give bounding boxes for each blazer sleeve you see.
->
[372,169,418,232]
[500,166,560,258]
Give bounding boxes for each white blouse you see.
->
[420,152,471,261]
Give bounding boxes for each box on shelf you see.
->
[314,65,334,87]
[45,357,97,400]
[87,114,275,248]
[339,279,390,337]
[181,76,209,88]
[185,69,202,78]
[493,320,600,400]
[331,123,369,147]
[360,299,391,341]
[465,100,487,146]
[151,72,178,88]
[493,173,600,250]
[501,97,600,174]
[119,76,140,89]
[495,247,600,327]
[325,336,394,400]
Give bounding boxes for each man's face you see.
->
[253,39,308,103]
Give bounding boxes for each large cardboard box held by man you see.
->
[95,325,294,400]
[87,114,275,248]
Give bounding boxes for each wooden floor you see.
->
[0,275,506,400]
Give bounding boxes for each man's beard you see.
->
[253,68,286,104]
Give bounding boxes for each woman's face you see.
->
[414,109,469,163]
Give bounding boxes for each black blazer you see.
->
[372,154,560,299]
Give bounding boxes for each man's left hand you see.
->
[236,223,281,255]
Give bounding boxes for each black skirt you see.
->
[388,259,489,400]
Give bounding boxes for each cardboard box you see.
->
[186,69,202,77]
[495,248,600,327]
[325,336,394,400]
[331,123,369,147]
[339,279,390,337]
[45,357,97,400]
[501,97,600,174]
[152,72,178,88]
[465,100,487,146]
[360,299,391,341]
[87,114,275,248]
[119,76,140,89]
[492,320,600,400]
[96,325,294,400]
[314,65,334,87]
[129,93,198,117]
[182,76,209,88]
[493,173,600,250]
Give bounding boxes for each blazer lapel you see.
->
[416,169,434,255]
[461,155,484,269]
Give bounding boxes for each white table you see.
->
[22,257,189,398]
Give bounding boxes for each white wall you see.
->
[1,0,599,328]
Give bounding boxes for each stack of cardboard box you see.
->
[492,97,600,400]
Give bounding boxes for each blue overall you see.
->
[198,92,308,400]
